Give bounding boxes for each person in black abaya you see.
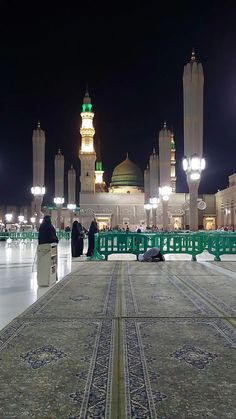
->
[71,221,84,257]
[38,215,58,245]
[86,220,98,257]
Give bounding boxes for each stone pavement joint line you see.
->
[0,260,236,417]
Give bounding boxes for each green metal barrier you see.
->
[92,230,236,261]
[0,231,39,240]
[2,229,236,261]
[57,231,71,240]
[0,231,71,241]
[208,233,236,261]
[92,231,206,261]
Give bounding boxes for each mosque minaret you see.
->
[31,121,46,227]
[159,122,172,230]
[170,132,176,192]
[183,50,205,230]
[79,89,97,193]
[67,165,76,225]
[54,149,65,228]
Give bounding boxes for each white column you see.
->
[183,51,204,231]
[188,178,199,231]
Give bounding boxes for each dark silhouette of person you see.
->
[38,215,58,245]
[71,221,84,257]
[135,228,142,247]
[86,220,98,257]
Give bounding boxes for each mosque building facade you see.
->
[31,53,219,231]
[1,54,235,231]
[76,89,216,231]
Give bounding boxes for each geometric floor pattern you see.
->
[0,260,236,418]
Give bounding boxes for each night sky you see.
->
[1,1,236,205]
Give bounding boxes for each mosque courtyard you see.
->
[0,240,236,417]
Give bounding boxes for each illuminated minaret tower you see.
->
[79,88,96,193]
[67,165,76,209]
[31,121,46,227]
[67,165,76,226]
[144,165,151,227]
[170,131,176,192]
[54,149,65,229]
[159,122,172,230]
[183,50,205,231]
[95,137,106,192]
[149,149,159,226]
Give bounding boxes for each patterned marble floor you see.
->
[1,260,236,418]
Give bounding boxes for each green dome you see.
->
[110,156,143,188]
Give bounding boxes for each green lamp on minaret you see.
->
[82,85,93,113]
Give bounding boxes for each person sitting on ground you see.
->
[138,247,165,262]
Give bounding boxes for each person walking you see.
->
[71,221,84,257]
[38,215,58,245]
[86,220,98,257]
[138,247,165,262]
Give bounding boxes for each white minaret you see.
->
[159,122,172,230]
[79,88,96,193]
[94,137,106,191]
[170,132,176,192]
[68,165,76,207]
[31,121,46,227]
[54,149,64,229]
[144,165,151,227]
[149,149,159,226]
[183,50,205,231]
[67,165,76,226]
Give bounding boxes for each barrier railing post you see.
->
[91,233,105,260]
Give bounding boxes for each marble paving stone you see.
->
[210,261,236,274]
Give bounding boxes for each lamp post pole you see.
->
[188,176,199,231]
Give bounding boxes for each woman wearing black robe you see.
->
[86,220,98,257]
[38,215,58,244]
[71,221,84,257]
